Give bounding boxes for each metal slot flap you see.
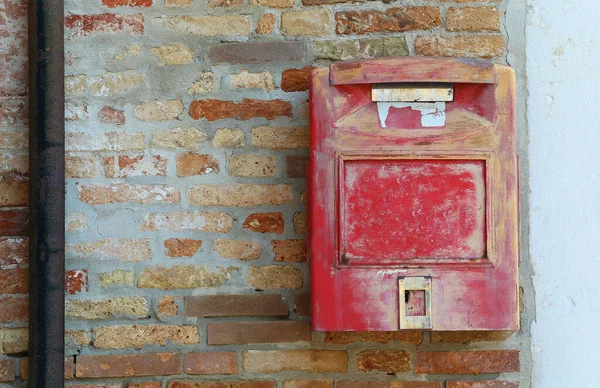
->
[372,83,454,102]
[399,277,432,330]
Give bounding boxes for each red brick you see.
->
[336,7,441,35]
[326,331,422,345]
[185,294,288,317]
[65,385,121,388]
[0,237,27,267]
[281,67,315,92]
[272,240,306,262]
[20,357,74,380]
[357,350,410,373]
[189,99,292,121]
[286,156,307,178]
[294,294,310,316]
[184,352,238,375]
[75,353,181,378]
[338,383,441,388]
[242,213,284,234]
[165,238,203,257]
[207,321,310,345]
[128,383,162,388]
[65,269,89,294]
[430,331,514,344]
[103,0,152,7]
[415,351,520,374]
[0,295,27,323]
[98,107,125,125]
[0,268,28,294]
[283,382,333,388]
[65,14,144,37]
[176,153,219,177]
[169,382,276,388]
[446,382,519,388]
[0,209,27,236]
[0,359,15,382]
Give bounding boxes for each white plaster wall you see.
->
[527,1,600,386]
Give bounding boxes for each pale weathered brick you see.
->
[165,0,192,6]
[213,239,261,261]
[283,381,333,388]
[248,266,303,289]
[66,155,102,178]
[66,132,145,152]
[0,328,28,354]
[229,154,277,178]
[281,10,332,37]
[66,104,89,121]
[141,212,233,233]
[188,184,293,207]
[151,127,208,150]
[67,238,151,262]
[65,297,149,320]
[157,295,179,317]
[414,35,505,58]
[314,37,409,61]
[250,0,294,7]
[77,184,180,205]
[293,212,306,234]
[135,100,183,121]
[153,15,251,36]
[93,324,199,349]
[256,13,277,34]
[242,350,347,373]
[231,70,275,91]
[151,44,194,65]
[188,71,215,93]
[99,269,135,288]
[138,265,233,289]
[0,182,28,207]
[446,7,501,32]
[430,331,514,344]
[252,126,309,149]
[65,72,145,96]
[213,128,245,148]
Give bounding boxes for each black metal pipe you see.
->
[28,0,65,385]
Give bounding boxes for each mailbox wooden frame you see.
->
[308,57,519,331]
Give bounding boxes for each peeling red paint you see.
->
[65,269,89,295]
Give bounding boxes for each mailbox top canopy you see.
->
[329,57,510,86]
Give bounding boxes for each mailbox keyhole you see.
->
[405,290,426,317]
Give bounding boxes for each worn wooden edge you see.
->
[330,57,498,85]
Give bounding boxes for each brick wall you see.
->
[0,0,530,386]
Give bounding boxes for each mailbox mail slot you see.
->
[308,57,519,331]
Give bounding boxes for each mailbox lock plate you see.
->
[398,277,432,330]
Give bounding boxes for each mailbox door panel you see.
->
[309,58,518,331]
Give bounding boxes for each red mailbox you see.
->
[308,57,519,331]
